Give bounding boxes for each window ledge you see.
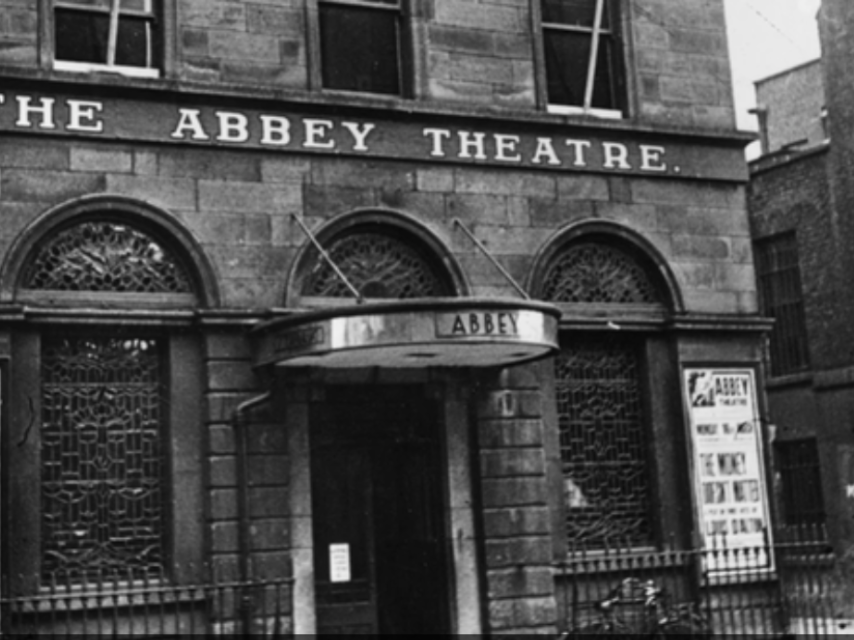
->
[766,371,813,389]
[547,104,624,120]
[53,60,160,80]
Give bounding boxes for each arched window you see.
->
[539,241,664,305]
[291,216,462,304]
[536,232,674,550]
[4,207,209,589]
[22,220,194,294]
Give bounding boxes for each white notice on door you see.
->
[329,543,351,583]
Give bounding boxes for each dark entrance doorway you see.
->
[310,386,450,635]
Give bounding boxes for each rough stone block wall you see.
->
[0,0,37,67]
[205,329,293,630]
[205,330,290,576]
[632,0,735,128]
[0,137,753,313]
[476,374,558,635]
[178,0,307,87]
[425,0,536,108]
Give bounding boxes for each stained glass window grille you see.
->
[41,335,165,582]
[302,230,451,298]
[23,221,193,294]
[540,241,662,305]
[556,336,654,548]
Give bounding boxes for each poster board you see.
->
[683,367,773,572]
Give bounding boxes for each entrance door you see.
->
[311,386,450,635]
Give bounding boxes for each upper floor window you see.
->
[541,0,625,117]
[53,0,160,78]
[319,0,403,95]
[754,232,810,377]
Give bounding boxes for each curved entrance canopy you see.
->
[253,298,560,369]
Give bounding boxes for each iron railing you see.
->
[3,526,851,637]
[556,525,852,637]
[1,573,294,637]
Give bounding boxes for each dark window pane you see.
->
[55,4,157,69]
[776,440,825,526]
[542,0,611,29]
[754,233,810,376]
[116,16,153,67]
[319,4,401,95]
[544,30,617,109]
[55,9,109,64]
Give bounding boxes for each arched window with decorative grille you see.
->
[534,230,677,551]
[3,202,211,592]
[289,214,464,306]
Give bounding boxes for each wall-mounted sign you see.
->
[329,543,351,583]
[0,88,747,181]
[683,368,773,572]
[253,298,559,369]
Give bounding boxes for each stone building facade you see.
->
[0,0,765,635]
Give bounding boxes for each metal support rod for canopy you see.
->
[291,214,364,304]
[452,218,530,300]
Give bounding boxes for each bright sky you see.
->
[725,0,822,137]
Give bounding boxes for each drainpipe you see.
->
[231,391,272,635]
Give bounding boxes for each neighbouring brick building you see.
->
[0,0,772,636]
[748,0,854,565]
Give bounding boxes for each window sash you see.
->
[319,0,400,8]
[542,0,620,114]
[318,0,403,95]
[54,0,158,73]
[776,440,825,526]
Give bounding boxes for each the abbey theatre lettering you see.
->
[0,89,747,180]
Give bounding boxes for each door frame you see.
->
[278,370,483,636]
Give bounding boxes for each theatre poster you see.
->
[683,368,773,572]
